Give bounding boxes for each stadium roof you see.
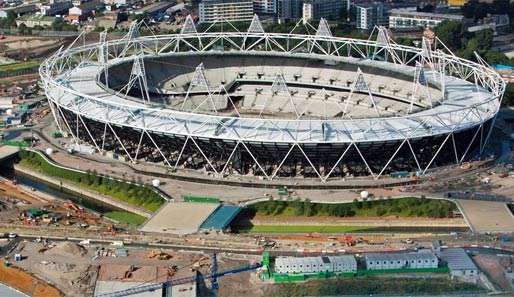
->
[47,52,496,144]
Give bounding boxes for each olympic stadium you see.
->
[39,16,505,184]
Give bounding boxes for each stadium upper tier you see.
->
[107,54,443,118]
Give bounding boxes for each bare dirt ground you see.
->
[0,261,62,297]
[216,254,268,297]
[473,254,512,291]
[10,240,217,297]
[12,241,95,297]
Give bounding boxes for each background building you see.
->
[199,0,254,23]
[302,0,348,21]
[39,0,72,16]
[389,7,464,30]
[275,0,302,22]
[355,3,387,30]
[253,0,275,16]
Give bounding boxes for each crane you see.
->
[96,255,261,297]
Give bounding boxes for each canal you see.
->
[0,162,122,216]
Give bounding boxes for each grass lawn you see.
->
[250,197,457,218]
[18,150,165,212]
[238,225,374,233]
[104,211,147,226]
[0,60,40,73]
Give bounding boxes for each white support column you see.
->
[134,130,145,160]
[56,105,79,145]
[47,99,64,133]
[270,144,297,180]
[451,133,459,164]
[220,142,240,176]
[376,140,407,178]
[78,115,101,153]
[406,139,422,172]
[296,144,324,182]
[107,123,134,163]
[241,142,269,180]
[422,133,452,175]
[101,122,107,152]
[322,143,353,182]
[189,137,219,174]
[144,130,173,168]
[181,63,218,113]
[354,143,376,178]
[174,136,190,170]
[460,124,482,163]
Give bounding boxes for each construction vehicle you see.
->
[148,250,172,260]
[191,256,210,270]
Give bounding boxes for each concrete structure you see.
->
[364,251,438,270]
[389,8,464,30]
[275,255,357,274]
[199,0,253,23]
[140,202,219,234]
[439,248,479,283]
[15,14,55,28]
[355,3,387,30]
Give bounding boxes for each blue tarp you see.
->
[200,205,241,231]
[493,64,514,71]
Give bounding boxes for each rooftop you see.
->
[199,204,241,231]
[390,7,464,20]
[439,248,478,271]
[364,250,438,262]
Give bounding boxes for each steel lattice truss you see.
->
[40,17,506,183]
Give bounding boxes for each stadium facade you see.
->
[40,16,505,183]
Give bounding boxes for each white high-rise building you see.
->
[253,0,275,15]
[199,0,254,23]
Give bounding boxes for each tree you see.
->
[474,29,493,51]
[0,11,16,29]
[303,199,315,216]
[502,83,514,106]
[434,20,463,50]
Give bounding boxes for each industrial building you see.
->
[199,0,254,23]
[274,255,357,274]
[364,251,439,270]
[439,248,479,283]
[302,0,349,21]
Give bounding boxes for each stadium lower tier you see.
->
[60,108,487,179]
